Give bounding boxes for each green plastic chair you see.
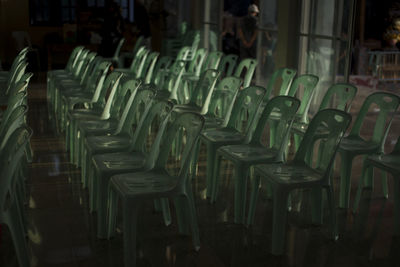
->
[269,74,319,147]
[74,78,142,170]
[337,92,400,208]
[291,83,357,151]
[214,96,300,223]
[353,136,400,235]
[0,47,28,80]
[158,60,186,101]
[181,48,208,101]
[202,51,223,72]
[66,72,124,165]
[115,46,148,78]
[88,99,172,238]
[1,60,28,97]
[233,58,258,88]
[218,54,238,78]
[174,68,220,109]
[266,67,297,96]
[200,86,268,200]
[59,60,111,132]
[107,112,204,267]
[0,72,33,106]
[140,51,160,84]
[253,109,352,255]
[52,55,103,129]
[81,88,155,188]
[0,126,33,267]
[151,56,173,86]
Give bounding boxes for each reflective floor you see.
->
[1,76,399,267]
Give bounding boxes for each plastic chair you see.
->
[200,86,268,200]
[202,51,223,72]
[266,67,297,96]
[291,83,357,151]
[353,136,400,235]
[115,46,148,78]
[233,58,258,88]
[88,99,172,238]
[215,96,300,223]
[337,92,400,208]
[269,74,319,147]
[107,112,204,267]
[253,109,352,255]
[139,51,160,84]
[66,72,124,165]
[218,54,238,78]
[0,126,33,267]
[151,56,173,86]
[76,79,144,182]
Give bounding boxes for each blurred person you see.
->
[238,4,259,59]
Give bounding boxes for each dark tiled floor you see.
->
[1,76,400,267]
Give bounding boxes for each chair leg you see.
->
[381,170,389,199]
[174,196,190,235]
[210,153,222,203]
[338,152,353,209]
[185,192,201,250]
[325,186,338,240]
[353,164,372,214]
[247,174,261,226]
[160,198,171,226]
[311,188,323,225]
[107,186,119,239]
[271,187,289,255]
[233,165,248,224]
[293,133,301,153]
[394,177,400,236]
[122,201,138,267]
[205,143,216,199]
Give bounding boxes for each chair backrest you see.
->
[7,73,32,105]
[85,60,111,98]
[176,46,191,61]
[130,99,174,155]
[202,51,223,72]
[129,46,148,76]
[318,83,357,112]
[294,109,352,175]
[218,54,238,77]
[112,37,125,60]
[267,68,297,96]
[349,92,400,145]
[149,112,204,183]
[66,46,85,73]
[117,88,155,137]
[7,48,28,75]
[140,51,160,84]
[151,56,173,86]
[225,86,266,134]
[99,72,124,119]
[3,90,27,120]
[166,60,186,100]
[247,96,300,161]
[186,48,208,77]
[287,74,319,123]
[80,54,100,87]
[78,52,97,85]
[186,69,220,114]
[206,76,243,120]
[110,78,142,121]
[0,105,28,150]
[72,49,89,78]
[392,136,400,155]
[0,126,32,211]
[132,36,144,56]
[234,58,258,88]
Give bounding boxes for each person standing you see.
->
[238,4,259,59]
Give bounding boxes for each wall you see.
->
[0,0,61,67]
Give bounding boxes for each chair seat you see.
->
[172,104,201,113]
[86,134,132,154]
[201,128,244,143]
[255,163,324,187]
[93,151,145,173]
[79,119,119,133]
[339,136,380,154]
[69,108,103,119]
[218,144,279,164]
[367,153,400,174]
[111,170,177,198]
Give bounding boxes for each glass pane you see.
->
[122,9,128,19]
[62,0,69,6]
[310,0,335,36]
[260,0,277,29]
[87,0,95,7]
[257,29,278,85]
[98,0,105,7]
[62,9,70,22]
